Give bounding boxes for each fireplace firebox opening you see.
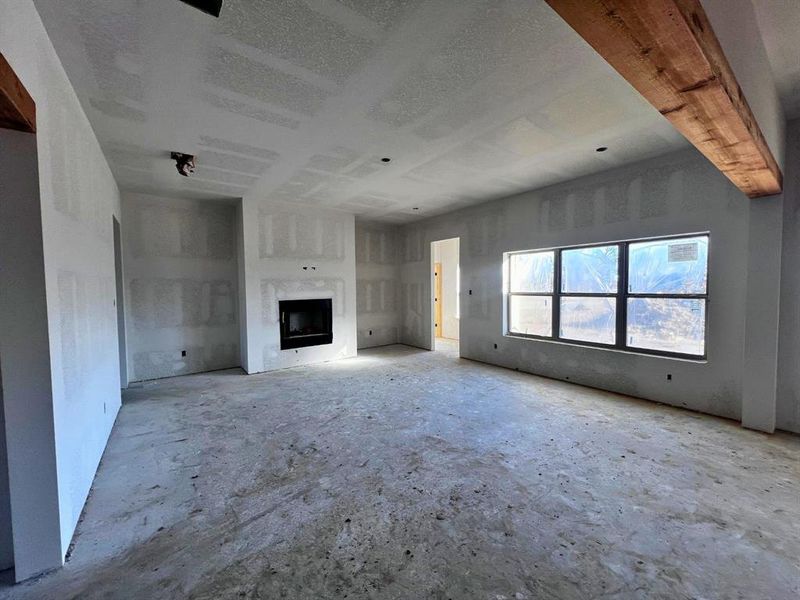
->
[279,298,333,350]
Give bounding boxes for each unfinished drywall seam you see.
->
[122,193,241,381]
[356,221,402,349]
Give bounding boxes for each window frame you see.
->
[506,233,709,360]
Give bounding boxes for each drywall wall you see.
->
[433,238,460,340]
[777,119,800,433]
[702,0,786,170]
[0,128,62,580]
[0,367,11,571]
[241,200,357,372]
[741,192,783,432]
[399,147,760,424]
[356,222,401,349]
[1,0,123,579]
[113,218,128,387]
[122,193,241,381]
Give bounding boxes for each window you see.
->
[507,250,554,337]
[626,236,708,356]
[559,245,618,344]
[506,234,709,358]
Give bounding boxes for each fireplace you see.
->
[279,298,333,350]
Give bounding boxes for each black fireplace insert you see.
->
[279,298,333,350]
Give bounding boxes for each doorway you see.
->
[431,238,460,354]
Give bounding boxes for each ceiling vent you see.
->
[178,0,223,17]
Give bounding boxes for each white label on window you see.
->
[668,242,698,262]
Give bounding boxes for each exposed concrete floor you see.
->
[2,345,798,599]
[434,337,459,356]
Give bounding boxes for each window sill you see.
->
[503,333,707,363]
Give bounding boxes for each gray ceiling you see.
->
[31,0,794,222]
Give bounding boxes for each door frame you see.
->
[430,237,461,350]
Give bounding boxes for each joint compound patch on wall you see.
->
[468,275,490,321]
[356,279,398,313]
[357,326,399,348]
[467,212,503,257]
[572,188,597,228]
[47,100,82,221]
[130,279,236,330]
[355,222,401,349]
[133,344,238,382]
[640,167,680,219]
[545,196,567,232]
[58,270,85,399]
[681,161,729,214]
[400,228,424,263]
[603,180,633,224]
[356,228,399,265]
[260,278,346,325]
[258,210,345,259]
[130,203,235,259]
[56,270,117,401]
[401,281,426,342]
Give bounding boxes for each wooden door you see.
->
[434,262,442,338]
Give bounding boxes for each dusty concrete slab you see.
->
[2,345,798,599]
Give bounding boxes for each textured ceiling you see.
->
[32,0,697,221]
[752,0,800,121]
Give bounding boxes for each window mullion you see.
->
[553,249,561,340]
[618,242,628,349]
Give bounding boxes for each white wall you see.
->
[702,0,786,170]
[433,238,460,340]
[399,147,762,424]
[241,200,357,372]
[0,367,11,571]
[356,221,401,349]
[0,130,61,579]
[777,119,800,433]
[0,0,123,580]
[122,193,241,381]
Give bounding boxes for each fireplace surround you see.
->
[279,298,333,350]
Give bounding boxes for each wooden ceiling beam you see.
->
[544,0,782,198]
[0,52,36,133]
